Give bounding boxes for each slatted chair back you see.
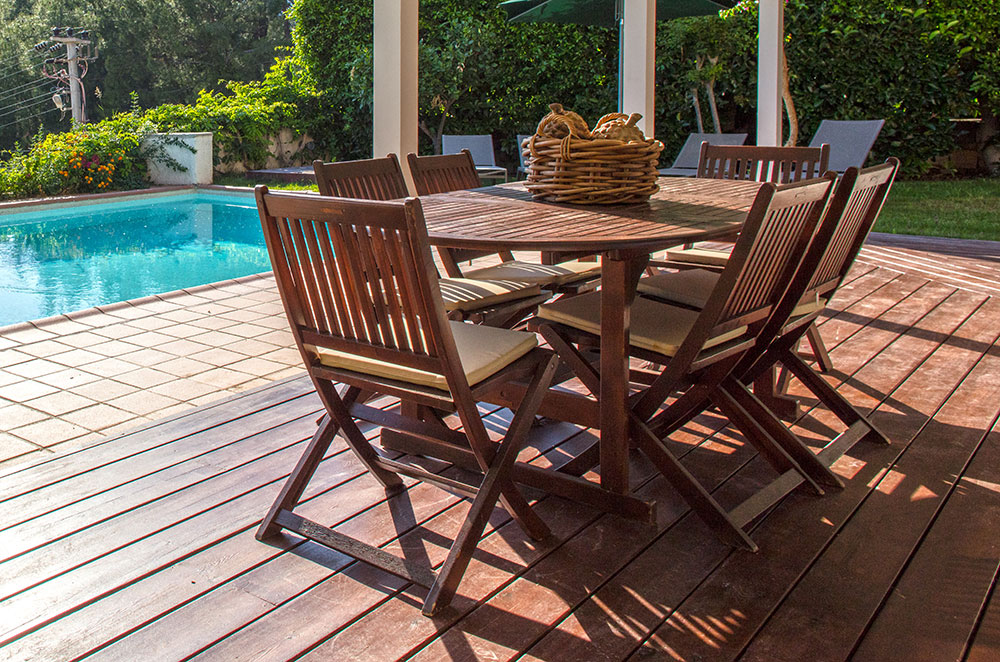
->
[679,176,836,359]
[313,154,409,200]
[406,150,514,272]
[637,174,835,420]
[255,187,470,395]
[804,158,898,299]
[697,143,831,184]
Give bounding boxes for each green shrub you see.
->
[142,55,327,170]
[0,111,163,200]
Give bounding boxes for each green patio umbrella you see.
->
[500,0,732,109]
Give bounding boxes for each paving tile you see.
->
[95,419,142,440]
[158,308,203,324]
[46,348,106,368]
[0,371,21,389]
[149,379,218,402]
[118,348,178,369]
[221,338,282,358]
[246,301,285,316]
[152,402,197,420]
[253,315,292,330]
[132,300,183,314]
[92,323,143,340]
[81,357,140,378]
[23,391,95,416]
[253,329,295,347]
[0,326,56,344]
[187,330,245,349]
[103,305,156,321]
[258,347,301,365]
[87,339,145,358]
[188,316,238,332]
[0,380,59,403]
[114,367,175,389]
[227,357,287,377]
[61,403,136,432]
[33,319,92,335]
[188,302,236,317]
[56,331,109,348]
[9,418,89,447]
[188,347,245,368]
[219,323,273,339]
[262,366,305,382]
[36,368,102,390]
[127,331,176,347]
[0,349,36,369]
[5,359,65,379]
[243,290,280,303]
[157,323,205,339]
[217,309,267,324]
[190,368,255,390]
[157,338,213,357]
[0,337,17,351]
[149,357,214,379]
[0,402,50,429]
[71,379,139,402]
[126,316,174,331]
[14,339,74,359]
[107,390,181,416]
[0,432,39,463]
[229,377,271,393]
[187,393,226,408]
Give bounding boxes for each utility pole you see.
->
[49,28,91,123]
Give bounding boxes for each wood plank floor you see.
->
[2,235,999,662]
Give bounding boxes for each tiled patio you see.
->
[0,274,303,471]
[1,234,998,661]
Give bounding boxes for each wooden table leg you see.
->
[599,253,647,494]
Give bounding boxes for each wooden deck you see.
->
[1,234,999,662]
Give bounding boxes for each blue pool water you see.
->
[0,191,271,328]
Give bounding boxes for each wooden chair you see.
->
[406,150,602,292]
[638,159,900,446]
[530,175,837,551]
[253,187,558,616]
[312,155,549,328]
[661,142,834,365]
[658,132,748,177]
[697,142,831,183]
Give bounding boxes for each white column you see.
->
[374,0,418,190]
[621,0,656,138]
[757,0,783,146]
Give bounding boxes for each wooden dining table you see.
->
[417,177,764,514]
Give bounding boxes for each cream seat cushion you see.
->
[637,269,719,308]
[639,271,828,317]
[316,321,537,390]
[536,292,747,357]
[464,260,602,286]
[664,246,732,267]
[438,278,542,312]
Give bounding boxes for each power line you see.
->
[0,78,49,101]
[0,93,55,120]
[0,106,59,132]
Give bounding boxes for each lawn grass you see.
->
[876,178,1000,241]
[214,174,319,192]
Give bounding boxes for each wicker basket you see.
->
[522,113,664,205]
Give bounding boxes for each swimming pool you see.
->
[0,190,272,328]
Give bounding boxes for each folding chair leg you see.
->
[721,377,843,490]
[629,413,758,552]
[257,413,340,540]
[422,402,541,615]
[804,322,834,372]
[711,386,826,495]
[780,349,890,445]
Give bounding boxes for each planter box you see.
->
[145,132,213,185]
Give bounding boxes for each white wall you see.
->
[145,132,213,186]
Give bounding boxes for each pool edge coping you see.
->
[0,270,276,339]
